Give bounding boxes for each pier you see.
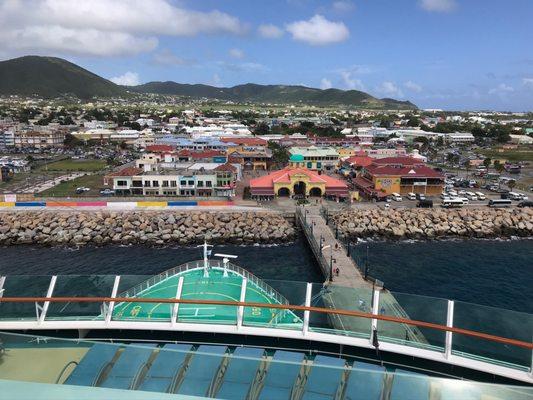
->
[296,206,425,344]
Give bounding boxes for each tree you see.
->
[508,180,516,191]
[463,159,471,178]
[407,117,420,127]
[483,158,491,170]
[254,122,270,136]
[64,133,82,148]
[268,141,289,166]
[494,160,505,176]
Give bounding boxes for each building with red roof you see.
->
[353,157,444,198]
[249,167,349,199]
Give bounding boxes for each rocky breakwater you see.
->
[332,208,533,240]
[0,211,296,246]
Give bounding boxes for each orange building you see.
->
[249,167,348,200]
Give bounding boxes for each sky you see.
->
[0,0,532,111]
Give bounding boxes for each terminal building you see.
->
[353,157,445,198]
[249,167,349,200]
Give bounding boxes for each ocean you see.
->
[0,237,531,313]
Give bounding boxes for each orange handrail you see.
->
[0,296,531,350]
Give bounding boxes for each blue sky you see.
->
[1,0,532,111]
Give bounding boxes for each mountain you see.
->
[132,82,417,109]
[0,56,126,98]
[0,56,416,108]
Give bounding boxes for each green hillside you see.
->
[0,56,126,98]
[131,81,416,109]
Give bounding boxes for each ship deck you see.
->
[113,267,301,327]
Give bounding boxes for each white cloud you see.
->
[286,15,349,46]
[110,71,140,86]
[340,71,365,91]
[217,61,268,72]
[488,83,514,94]
[320,78,333,89]
[419,0,456,12]
[376,81,404,98]
[229,48,245,59]
[332,1,355,12]
[152,49,194,66]
[0,0,245,57]
[523,78,533,88]
[404,80,423,92]
[212,73,222,87]
[258,24,284,39]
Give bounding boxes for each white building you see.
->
[443,132,475,143]
[509,134,533,145]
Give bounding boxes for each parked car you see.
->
[391,193,402,202]
[416,193,426,201]
[517,201,533,208]
[99,188,115,196]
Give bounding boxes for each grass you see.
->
[37,158,107,172]
[479,149,533,162]
[37,173,106,197]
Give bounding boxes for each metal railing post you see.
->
[369,288,380,346]
[171,276,184,326]
[237,278,247,329]
[105,276,121,324]
[445,300,455,359]
[303,282,312,336]
[0,276,5,298]
[38,275,57,324]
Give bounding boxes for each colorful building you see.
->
[249,167,348,199]
[353,157,444,198]
[288,146,339,171]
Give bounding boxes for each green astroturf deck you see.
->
[113,268,302,326]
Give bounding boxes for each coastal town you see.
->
[0,1,532,398]
[1,98,532,211]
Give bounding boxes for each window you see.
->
[206,181,212,187]
[144,181,151,187]
[307,162,313,168]
[180,180,187,186]
[117,180,127,187]
[171,181,177,187]
[197,181,204,187]
[188,180,194,186]
[152,180,159,187]
[162,180,169,187]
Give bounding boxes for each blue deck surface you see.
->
[344,362,385,400]
[216,347,264,399]
[177,345,227,397]
[302,355,346,400]
[390,369,430,400]
[100,343,157,390]
[138,343,192,393]
[258,351,304,400]
[65,343,120,387]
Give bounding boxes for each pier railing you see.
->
[296,207,335,281]
[319,205,383,286]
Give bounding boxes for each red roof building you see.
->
[145,144,174,153]
[250,167,349,198]
[353,158,444,198]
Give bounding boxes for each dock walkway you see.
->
[296,206,425,344]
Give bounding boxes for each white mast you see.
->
[197,241,213,277]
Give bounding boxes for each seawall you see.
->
[332,208,533,240]
[0,210,296,246]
